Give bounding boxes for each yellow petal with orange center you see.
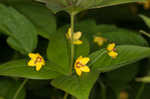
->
[107,43,115,51]
[108,51,118,58]
[80,66,90,72]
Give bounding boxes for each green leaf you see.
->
[12,3,56,39]
[93,0,146,9]
[0,79,26,99]
[89,45,150,72]
[36,0,145,13]
[47,27,70,75]
[96,25,148,46]
[139,14,150,28]
[0,4,37,54]
[0,60,62,79]
[75,36,90,59]
[35,0,70,13]
[51,71,99,99]
[105,63,139,92]
[76,20,148,47]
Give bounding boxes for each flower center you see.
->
[34,56,42,64]
[113,48,116,51]
[76,62,84,68]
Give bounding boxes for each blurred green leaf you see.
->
[51,71,99,99]
[89,45,150,72]
[96,25,148,46]
[0,4,37,54]
[0,79,25,99]
[136,76,150,83]
[0,60,62,79]
[76,20,148,47]
[139,14,150,28]
[105,63,139,92]
[13,3,56,39]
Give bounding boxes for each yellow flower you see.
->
[94,36,107,46]
[108,51,118,59]
[28,53,45,71]
[107,43,118,58]
[66,28,83,45]
[107,43,116,51]
[119,91,128,99]
[74,56,90,76]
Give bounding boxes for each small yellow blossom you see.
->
[66,28,83,45]
[74,56,90,76]
[108,51,118,59]
[107,43,116,51]
[94,36,107,46]
[107,43,118,58]
[138,0,150,9]
[28,53,45,71]
[119,91,128,99]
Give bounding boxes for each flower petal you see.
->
[28,60,35,67]
[73,31,82,40]
[73,40,82,45]
[75,68,82,76]
[28,53,37,59]
[81,57,90,65]
[108,51,118,58]
[35,64,42,71]
[94,36,107,46]
[66,28,72,39]
[107,43,115,51]
[80,66,90,72]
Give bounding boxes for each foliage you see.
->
[0,0,150,99]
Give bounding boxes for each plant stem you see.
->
[70,13,75,75]
[99,81,106,99]
[63,93,69,99]
[135,83,145,99]
[13,79,28,99]
[140,30,150,38]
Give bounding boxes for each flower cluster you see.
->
[107,43,118,58]
[66,28,82,45]
[27,28,118,77]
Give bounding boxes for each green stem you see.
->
[99,81,106,99]
[13,79,28,99]
[70,13,75,75]
[135,83,145,99]
[140,30,150,38]
[63,93,69,99]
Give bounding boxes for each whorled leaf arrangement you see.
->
[35,0,146,13]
